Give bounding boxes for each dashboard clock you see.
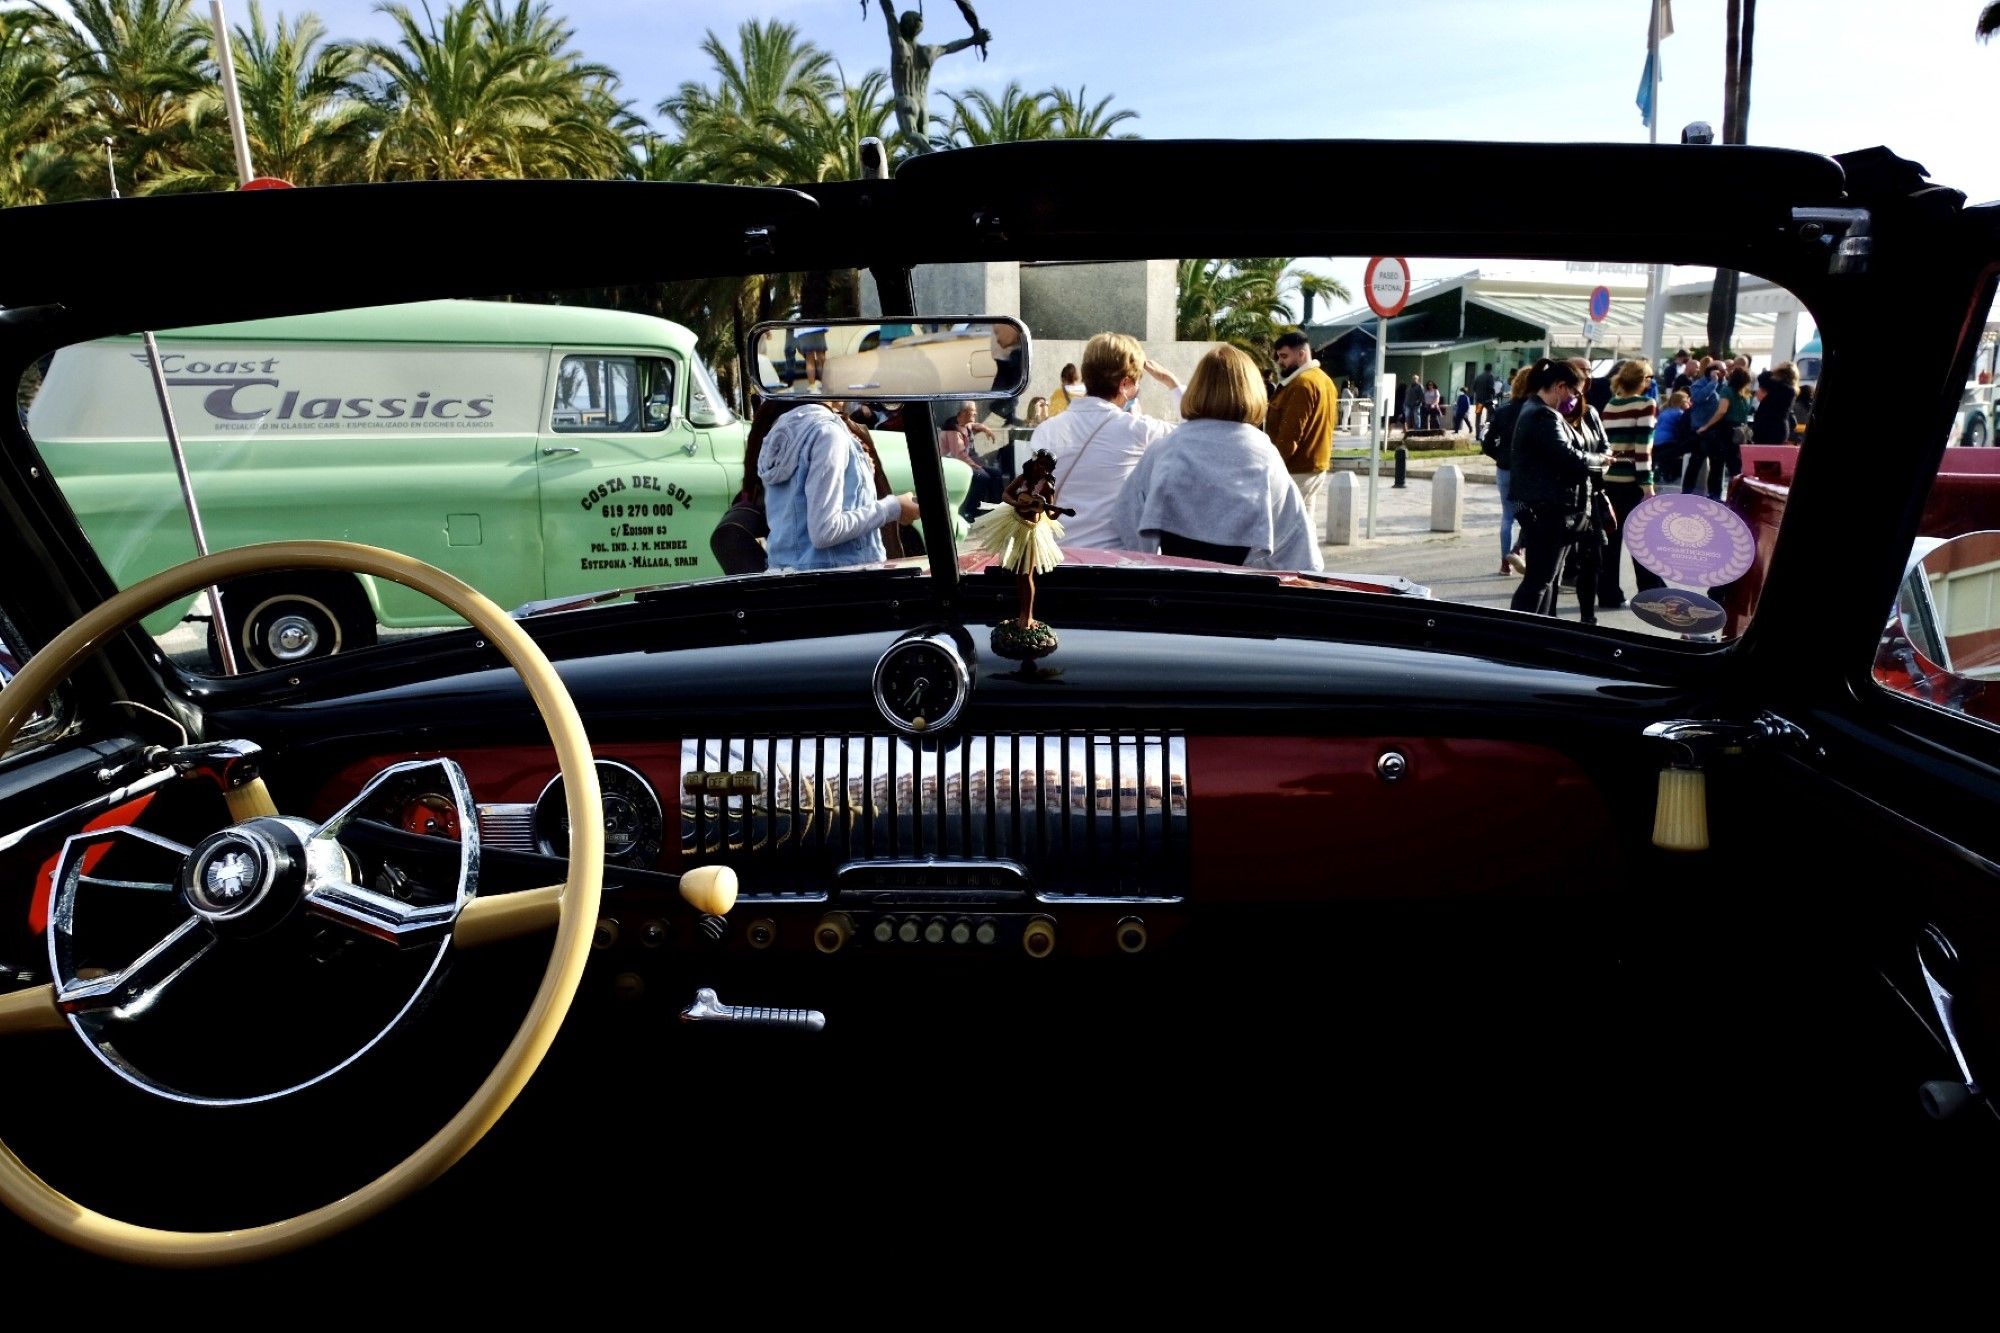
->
[871,631,972,734]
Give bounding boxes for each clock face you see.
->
[873,635,969,734]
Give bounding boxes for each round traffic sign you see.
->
[240,176,293,190]
[1589,285,1611,322]
[1365,257,1411,318]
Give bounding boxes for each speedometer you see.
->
[533,760,664,869]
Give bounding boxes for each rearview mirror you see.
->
[746,316,1030,403]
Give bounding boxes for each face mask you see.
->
[1558,394,1580,416]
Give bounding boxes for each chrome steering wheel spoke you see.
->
[302,757,480,947]
[55,916,213,1018]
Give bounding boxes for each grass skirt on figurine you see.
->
[967,503,1064,575]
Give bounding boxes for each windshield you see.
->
[18,252,1809,676]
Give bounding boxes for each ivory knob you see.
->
[678,864,739,917]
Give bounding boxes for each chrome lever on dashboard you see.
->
[680,986,826,1033]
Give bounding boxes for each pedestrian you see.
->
[1561,356,1615,622]
[1115,345,1324,571]
[758,400,920,571]
[723,398,915,574]
[1453,384,1473,435]
[1720,364,1754,491]
[1508,357,1605,620]
[1423,381,1442,431]
[938,399,1009,520]
[1472,362,1500,440]
[1600,359,1665,604]
[1028,331,1182,551]
[1403,378,1425,432]
[1753,362,1799,444]
[1483,365,1534,576]
[1682,364,1730,496]
[1651,389,1692,500]
[1050,363,1082,415]
[1266,329,1339,522]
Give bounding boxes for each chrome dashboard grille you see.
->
[681,732,1188,900]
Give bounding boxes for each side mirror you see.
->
[1876,531,2000,718]
[745,316,1031,404]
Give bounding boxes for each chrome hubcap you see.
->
[268,614,318,660]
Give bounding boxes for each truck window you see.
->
[551,355,674,433]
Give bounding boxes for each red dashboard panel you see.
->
[1185,736,1617,902]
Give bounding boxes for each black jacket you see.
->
[1752,382,1797,443]
[1508,399,1604,510]
[1483,398,1525,469]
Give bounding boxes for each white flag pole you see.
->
[210,0,255,185]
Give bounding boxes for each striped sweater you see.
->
[1602,394,1657,485]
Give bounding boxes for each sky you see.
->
[30,0,2000,323]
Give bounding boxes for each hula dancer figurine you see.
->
[966,448,1072,659]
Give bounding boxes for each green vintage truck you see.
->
[27,300,968,669]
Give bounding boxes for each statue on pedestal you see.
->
[866,1,992,155]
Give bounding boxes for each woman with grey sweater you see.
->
[1113,346,1324,571]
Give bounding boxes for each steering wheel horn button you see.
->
[181,819,303,928]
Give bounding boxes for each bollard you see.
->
[1392,445,1408,489]
[1326,470,1359,545]
[1430,462,1464,533]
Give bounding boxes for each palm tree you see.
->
[363,0,633,181]
[1043,85,1138,139]
[1708,0,1756,356]
[754,68,895,184]
[37,0,210,194]
[0,10,83,206]
[1177,258,1348,373]
[657,19,837,186]
[932,81,1054,149]
[146,2,376,192]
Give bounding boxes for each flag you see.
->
[1636,1,1673,129]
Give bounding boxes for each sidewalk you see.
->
[1309,462,1501,551]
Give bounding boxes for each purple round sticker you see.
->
[1622,494,1755,586]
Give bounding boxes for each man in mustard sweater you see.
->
[1266,331,1338,521]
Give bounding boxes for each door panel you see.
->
[537,350,731,599]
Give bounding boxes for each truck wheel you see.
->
[1967,413,1989,448]
[208,575,377,672]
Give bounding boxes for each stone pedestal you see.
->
[1326,471,1360,545]
[1430,463,1464,533]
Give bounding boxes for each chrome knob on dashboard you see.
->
[1022,916,1056,959]
[814,913,851,955]
[746,918,777,949]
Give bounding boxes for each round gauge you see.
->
[872,632,971,734]
[397,793,462,840]
[533,760,664,869]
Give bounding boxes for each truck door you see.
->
[536,350,732,601]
